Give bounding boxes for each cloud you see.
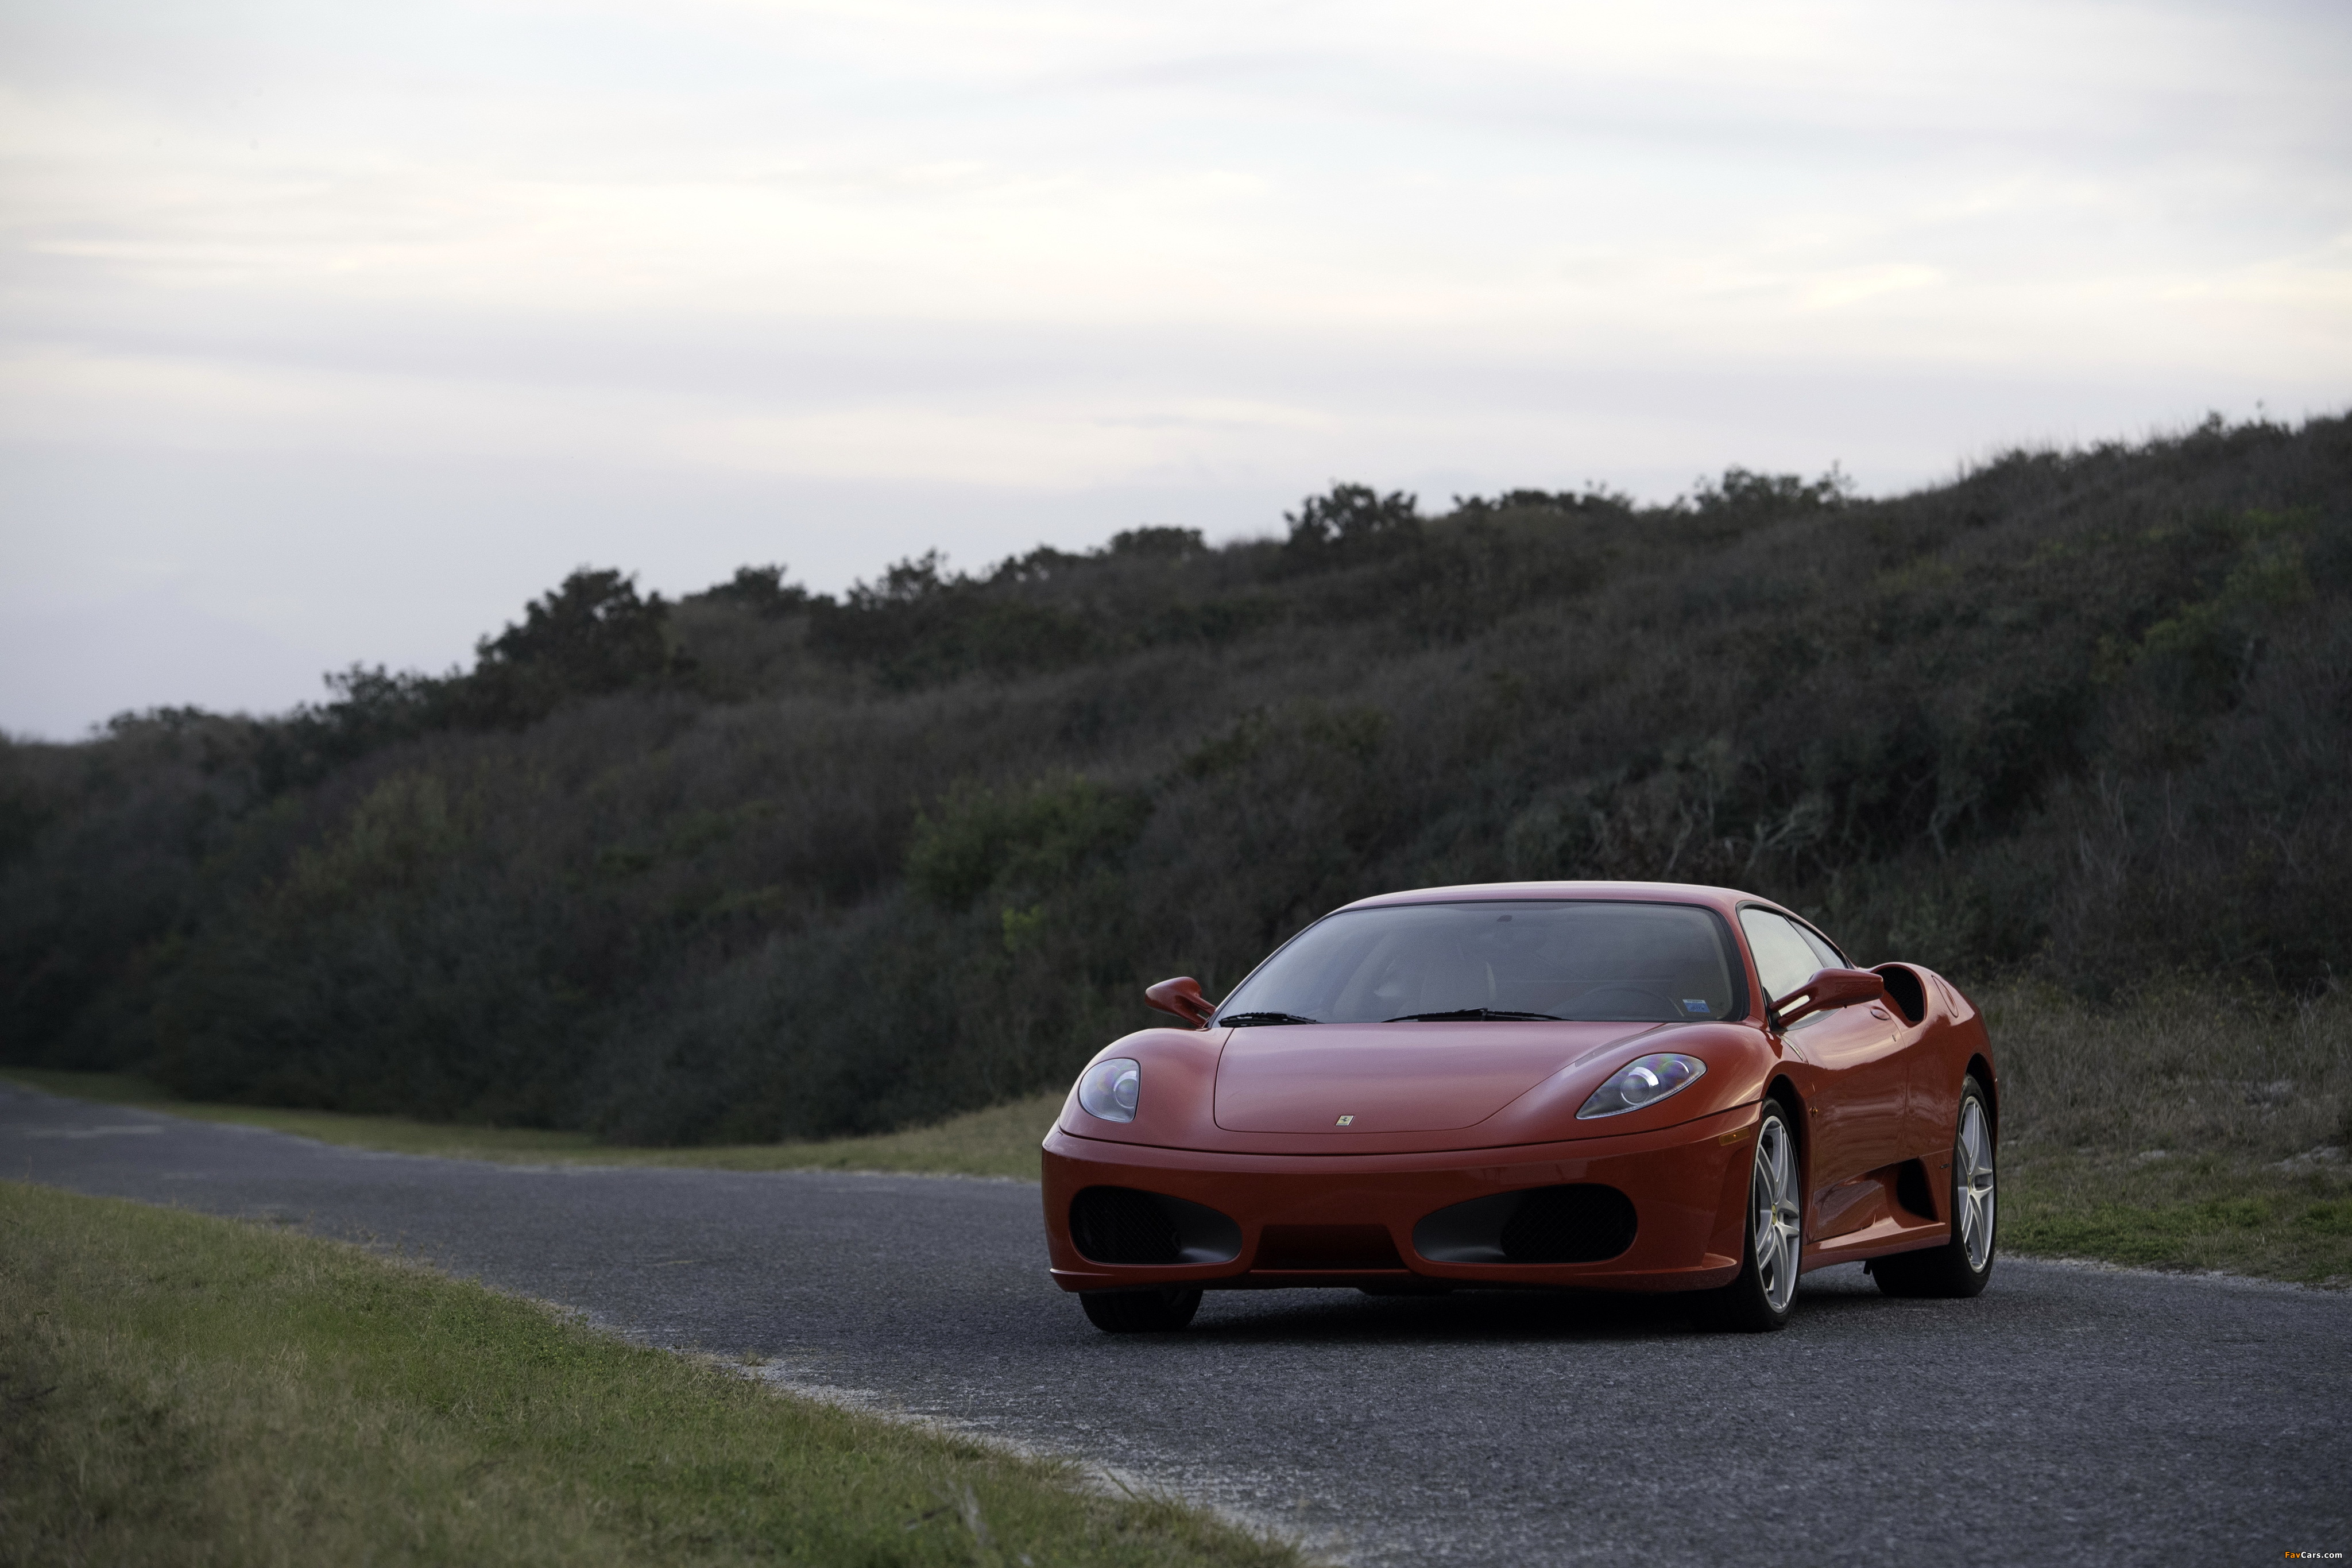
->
[1,0,2346,731]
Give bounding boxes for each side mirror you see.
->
[1144,976,1215,1029]
[1771,966,1886,1029]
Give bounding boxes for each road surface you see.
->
[5,1081,2345,1565]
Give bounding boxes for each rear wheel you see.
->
[1079,1287,1203,1332]
[1706,1098,1802,1332]
[1874,1075,1996,1299]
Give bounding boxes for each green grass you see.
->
[0,1069,1058,1179]
[2002,1148,2352,1284]
[0,1180,1298,1568]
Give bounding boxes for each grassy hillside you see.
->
[2,413,2347,1147]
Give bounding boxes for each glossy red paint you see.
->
[1144,975,1214,1028]
[1039,880,1995,1297]
[1215,1023,1645,1133]
[1772,966,1886,1028]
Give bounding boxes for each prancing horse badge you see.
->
[1335,1114,1355,1126]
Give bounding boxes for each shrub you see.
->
[4,415,2348,1140]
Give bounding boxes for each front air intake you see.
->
[1496,1184,1639,1263]
[1069,1187,1243,1265]
[1414,1184,1639,1265]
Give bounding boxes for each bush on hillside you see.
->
[2,415,2347,1140]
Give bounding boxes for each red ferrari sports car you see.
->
[1040,880,1997,1333]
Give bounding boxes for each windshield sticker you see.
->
[1684,999,1710,1013]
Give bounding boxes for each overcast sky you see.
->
[3,0,2347,737]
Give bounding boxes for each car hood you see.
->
[1212,1021,1668,1134]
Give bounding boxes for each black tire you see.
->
[1873,1075,1997,1299]
[1079,1287,1203,1332]
[1705,1097,1803,1333]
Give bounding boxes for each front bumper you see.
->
[1043,1100,1759,1295]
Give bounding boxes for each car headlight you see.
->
[1077,1058,1142,1123]
[1577,1053,1707,1119]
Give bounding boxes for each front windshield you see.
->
[1217,900,1746,1025]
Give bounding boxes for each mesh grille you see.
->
[1498,1184,1639,1263]
[1069,1187,1183,1264]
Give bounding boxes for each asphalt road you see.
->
[5,1081,2347,1566]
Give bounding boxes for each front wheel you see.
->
[1705,1098,1802,1332]
[1873,1075,1997,1299]
[1080,1287,1202,1333]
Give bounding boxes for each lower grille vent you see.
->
[1497,1184,1639,1263]
[1071,1187,1181,1263]
[1414,1183,1639,1265]
[1069,1187,1242,1265]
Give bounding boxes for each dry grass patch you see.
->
[0,1181,1297,1568]
[1982,982,2351,1156]
[1983,982,2352,1283]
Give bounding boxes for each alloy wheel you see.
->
[1958,1097,1996,1270]
[1752,1113,1802,1312]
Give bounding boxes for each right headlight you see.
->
[1576,1053,1706,1119]
[1077,1058,1141,1123]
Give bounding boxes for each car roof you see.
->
[1336,880,1774,920]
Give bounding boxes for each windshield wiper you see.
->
[1385,1008,1567,1023]
[1217,1011,1320,1027]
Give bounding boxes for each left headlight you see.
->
[1077,1058,1142,1122]
[1577,1053,1706,1119]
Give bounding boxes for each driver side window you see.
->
[1739,908,1825,1009]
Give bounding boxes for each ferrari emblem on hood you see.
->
[1336,1114,1355,1126]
